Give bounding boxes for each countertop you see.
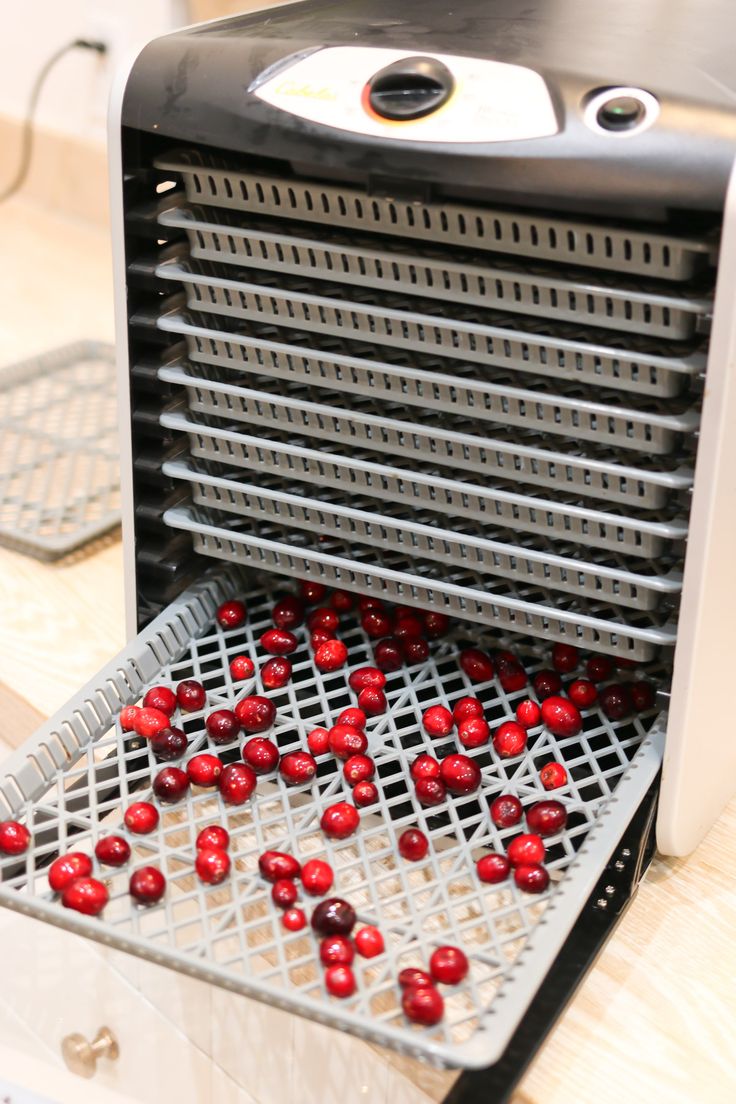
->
[0,195,734,1104]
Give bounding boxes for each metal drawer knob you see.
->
[61,1026,119,1078]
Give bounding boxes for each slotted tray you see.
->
[0,566,664,1069]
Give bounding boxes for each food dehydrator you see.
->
[2,0,736,1099]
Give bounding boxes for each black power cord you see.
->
[0,38,108,207]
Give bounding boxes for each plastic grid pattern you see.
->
[0,342,120,559]
[0,567,664,1069]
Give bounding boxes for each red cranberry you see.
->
[271,877,298,907]
[120,705,141,731]
[328,724,368,760]
[259,851,301,882]
[532,669,562,700]
[282,907,306,931]
[415,777,447,806]
[196,825,230,851]
[568,679,598,708]
[187,753,222,787]
[311,897,356,935]
[134,707,170,739]
[0,821,30,855]
[49,852,92,893]
[242,737,280,775]
[330,589,354,612]
[354,926,384,958]
[150,726,188,761]
[429,945,468,985]
[599,683,633,720]
[320,802,360,839]
[514,863,550,894]
[423,610,450,638]
[540,696,582,737]
[235,695,276,734]
[320,935,354,966]
[261,656,292,690]
[324,965,356,998]
[62,876,108,915]
[403,634,431,662]
[176,679,206,712]
[394,616,423,640]
[153,766,189,804]
[551,643,580,674]
[280,751,317,786]
[362,609,393,638]
[301,859,334,895]
[354,780,379,807]
[507,833,545,866]
[216,599,247,629]
[310,631,335,652]
[496,651,528,692]
[526,800,568,836]
[315,639,349,672]
[343,754,375,786]
[357,686,388,715]
[422,705,454,739]
[335,707,366,730]
[489,794,523,828]
[616,656,638,669]
[143,685,177,716]
[411,754,441,782]
[453,697,484,724]
[260,628,298,656]
[273,595,305,629]
[348,666,387,692]
[631,680,656,712]
[358,595,384,612]
[130,866,166,904]
[516,699,542,729]
[195,848,230,885]
[299,580,327,605]
[459,648,495,683]
[398,828,429,862]
[302,729,328,761]
[307,607,340,634]
[586,655,615,683]
[398,967,434,989]
[477,853,511,884]
[95,836,131,867]
[230,655,255,681]
[218,762,257,805]
[205,709,241,744]
[124,801,159,834]
[402,985,444,1025]
[540,762,568,790]
[373,637,404,673]
[458,717,490,749]
[493,721,527,758]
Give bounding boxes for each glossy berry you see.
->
[423,610,450,639]
[216,599,247,629]
[507,833,545,866]
[124,801,159,834]
[398,828,429,862]
[130,866,166,904]
[410,754,441,782]
[242,737,280,775]
[307,725,330,756]
[477,853,511,884]
[353,780,379,806]
[176,680,206,713]
[361,609,393,638]
[373,637,404,673]
[516,699,542,729]
[282,907,307,931]
[496,651,528,693]
[324,965,356,999]
[133,707,170,739]
[568,679,598,709]
[540,696,583,738]
[196,825,230,851]
[150,726,188,761]
[586,655,615,683]
[153,766,189,804]
[120,705,141,731]
[235,695,276,734]
[0,821,30,855]
[320,934,354,966]
[280,751,317,786]
[62,876,108,915]
[489,794,523,828]
[259,851,301,882]
[320,802,360,839]
[48,852,92,893]
[218,762,257,805]
[299,580,327,604]
[343,754,375,786]
[348,666,387,693]
[330,589,354,612]
[551,643,580,674]
[394,617,424,643]
[95,836,131,867]
[514,863,550,894]
[195,848,230,886]
[422,705,454,739]
[310,629,335,649]
[301,859,334,896]
[493,721,528,758]
[415,777,446,806]
[429,946,468,986]
[540,762,568,790]
[314,639,349,673]
[307,607,340,634]
[532,669,562,700]
[631,680,656,712]
[311,898,356,936]
[526,800,568,836]
[273,595,305,629]
[452,697,484,725]
[261,657,292,690]
[336,707,367,729]
[398,967,434,989]
[229,655,255,681]
[357,686,388,716]
[271,877,298,907]
[401,637,431,664]
[459,648,494,683]
[205,709,241,745]
[187,753,222,787]
[402,985,444,1025]
[355,926,384,958]
[328,724,368,760]
[599,683,633,720]
[260,628,298,656]
[143,686,177,717]
[457,716,490,749]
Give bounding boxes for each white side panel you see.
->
[658,159,736,856]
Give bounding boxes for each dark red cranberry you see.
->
[599,683,633,721]
[526,800,567,836]
[153,766,189,804]
[195,848,230,886]
[358,596,383,612]
[49,852,92,893]
[307,607,340,634]
[459,648,494,683]
[343,754,375,786]
[415,777,447,806]
[301,859,334,896]
[315,639,349,672]
[477,853,511,884]
[273,595,305,629]
[458,717,490,749]
[282,907,307,931]
[348,666,387,692]
[130,866,166,904]
[398,967,434,989]
[320,802,360,839]
[362,609,394,638]
[411,754,441,782]
[489,794,523,828]
[307,727,330,756]
[493,721,527,758]
[336,707,367,729]
[353,780,379,807]
[357,686,388,715]
[328,724,368,760]
[568,679,598,708]
[218,762,257,805]
[196,825,230,851]
[422,705,454,739]
[540,762,568,790]
[616,656,638,669]
[176,679,206,713]
[394,616,423,640]
[299,580,327,605]
[423,610,450,639]
[260,628,298,656]
[551,643,580,674]
[403,637,433,663]
[516,699,542,729]
[235,695,276,734]
[205,709,241,745]
[143,685,177,716]
[514,863,550,893]
[507,833,545,866]
[230,655,255,681]
[242,737,280,775]
[120,705,141,731]
[216,599,247,629]
[310,628,336,648]
[259,851,301,882]
[271,877,298,908]
[586,655,615,683]
[324,965,356,998]
[95,836,131,867]
[330,589,354,612]
[280,751,317,786]
[354,926,384,958]
[402,985,444,1025]
[187,753,222,787]
[453,697,484,725]
[398,828,429,862]
[631,680,656,712]
[261,656,292,690]
[124,801,159,834]
[62,876,108,915]
[0,821,30,855]
[540,696,582,737]
[150,726,188,761]
[133,707,170,739]
[311,897,356,935]
[429,946,468,985]
[373,637,404,673]
[496,651,528,692]
[532,669,562,700]
[320,935,354,966]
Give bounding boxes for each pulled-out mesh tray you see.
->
[0,342,120,559]
[0,566,664,1069]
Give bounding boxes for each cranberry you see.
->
[532,669,562,700]
[134,707,170,739]
[48,852,92,893]
[496,651,528,692]
[315,639,349,673]
[205,709,241,744]
[429,945,468,985]
[325,965,356,998]
[415,777,446,806]
[261,656,292,690]
[373,637,404,673]
[120,705,141,731]
[130,865,166,904]
[143,685,177,717]
[299,580,327,605]
[229,655,255,681]
[394,604,414,619]
[153,766,189,804]
[335,707,366,730]
[362,609,393,638]
[357,686,388,715]
[330,589,354,612]
[308,607,340,634]
[311,897,356,935]
[95,836,131,867]
[411,754,441,782]
[320,935,354,966]
[194,848,230,885]
[489,794,523,828]
[280,751,317,786]
[328,724,368,760]
[398,967,434,989]
[526,800,567,836]
[310,628,336,648]
[551,643,580,673]
[218,762,257,805]
[514,863,550,893]
[187,753,222,787]
[403,636,431,662]
[493,721,527,758]
[216,599,247,629]
[568,679,598,708]
[477,853,511,884]
[348,666,387,692]
[423,610,450,639]
[402,985,444,1025]
[235,695,276,734]
[273,595,305,629]
[507,833,545,866]
[540,762,568,790]
[616,656,638,669]
[260,628,298,656]
[516,699,542,729]
[242,737,280,774]
[282,907,307,931]
[586,655,615,683]
[459,648,494,683]
[124,801,159,834]
[259,851,301,882]
[599,683,633,720]
[62,876,108,915]
[354,779,379,806]
[354,926,384,958]
[343,754,375,786]
[301,859,334,896]
[176,679,206,712]
[422,705,454,739]
[631,680,656,712]
[196,825,230,851]
[307,726,330,757]
[320,802,360,839]
[398,828,429,862]
[394,616,423,640]
[271,877,298,907]
[0,821,30,855]
[540,696,582,738]
[458,717,490,749]
[150,726,188,761]
[453,697,484,724]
